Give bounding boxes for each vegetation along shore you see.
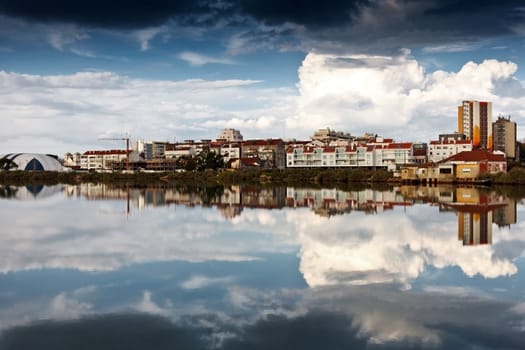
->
[1,166,525,188]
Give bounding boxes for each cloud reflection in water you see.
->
[0,185,524,349]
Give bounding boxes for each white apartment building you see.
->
[63,152,82,168]
[164,144,197,159]
[219,143,241,163]
[287,139,414,170]
[80,150,134,170]
[428,140,472,163]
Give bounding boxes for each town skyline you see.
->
[1,1,525,155]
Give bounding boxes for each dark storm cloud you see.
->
[0,0,371,29]
[421,0,525,36]
[2,0,523,32]
[236,0,370,28]
[0,0,524,53]
[0,0,205,29]
[301,0,525,54]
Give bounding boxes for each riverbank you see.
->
[1,166,524,187]
[0,168,393,188]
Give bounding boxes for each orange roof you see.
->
[440,150,506,163]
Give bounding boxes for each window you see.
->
[439,168,452,174]
[462,168,471,173]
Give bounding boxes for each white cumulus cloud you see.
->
[288,53,525,142]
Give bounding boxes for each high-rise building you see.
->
[492,115,517,160]
[457,100,492,149]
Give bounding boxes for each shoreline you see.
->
[0,167,524,187]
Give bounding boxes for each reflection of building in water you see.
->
[458,211,492,246]
[447,189,507,246]
[217,204,243,219]
[65,184,415,218]
[399,186,517,246]
[64,184,285,217]
[0,184,64,200]
[493,198,517,228]
[240,186,286,208]
[286,188,412,216]
[437,188,510,246]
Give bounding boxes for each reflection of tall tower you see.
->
[493,198,517,227]
[458,211,492,245]
[458,100,492,149]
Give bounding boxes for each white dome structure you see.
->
[0,153,64,171]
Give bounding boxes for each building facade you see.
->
[428,139,472,163]
[492,115,517,160]
[286,138,415,170]
[401,150,506,183]
[144,141,166,160]
[80,150,137,170]
[217,128,243,142]
[241,139,285,169]
[458,100,493,149]
[311,128,353,144]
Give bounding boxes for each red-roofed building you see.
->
[241,139,285,169]
[80,149,139,170]
[402,150,506,183]
[286,138,417,170]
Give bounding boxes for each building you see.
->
[458,100,492,149]
[286,137,415,170]
[428,139,472,163]
[402,150,506,183]
[63,152,82,170]
[492,115,517,160]
[217,128,243,142]
[80,150,140,171]
[412,143,428,164]
[144,141,166,160]
[219,142,241,164]
[241,139,285,169]
[164,143,197,159]
[311,128,353,144]
[438,132,467,142]
[0,153,65,171]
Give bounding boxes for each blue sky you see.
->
[1,0,525,154]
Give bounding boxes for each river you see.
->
[0,184,524,349]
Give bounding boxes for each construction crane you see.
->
[98,133,131,171]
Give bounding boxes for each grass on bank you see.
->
[2,165,525,187]
[0,168,394,188]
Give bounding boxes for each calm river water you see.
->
[0,184,524,349]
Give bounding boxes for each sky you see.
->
[1,0,525,155]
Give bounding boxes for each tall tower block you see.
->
[458,100,492,150]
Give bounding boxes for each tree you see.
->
[0,158,18,171]
[197,148,224,171]
[176,155,198,171]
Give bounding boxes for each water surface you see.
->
[0,184,524,349]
